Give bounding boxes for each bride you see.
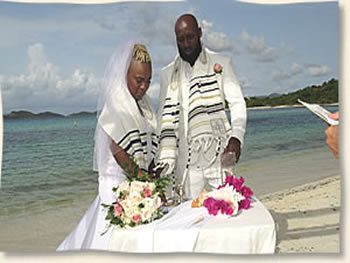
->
[57,41,158,251]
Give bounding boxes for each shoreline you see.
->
[3,103,339,119]
[247,102,339,111]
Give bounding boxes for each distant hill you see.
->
[268,93,281,98]
[4,78,338,119]
[68,111,96,118]
[4,110,97,120]
[244,78,338,107]
[4,110,64,119]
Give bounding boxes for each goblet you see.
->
[220,151,237,183]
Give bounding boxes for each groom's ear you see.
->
[198,27,202,38]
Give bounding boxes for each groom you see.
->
[157,14,247,200]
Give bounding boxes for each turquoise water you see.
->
[241,107,335,162]
[0,106,338,216]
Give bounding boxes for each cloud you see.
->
[1,42,163,114]
[272,63,303,81]
[201,19,239,53]
[95,4,176,47]
[1,43,101,114]
[306,64,331,77]
[240,31,279,62]
[280,42,296,55]
[0,15,105,50]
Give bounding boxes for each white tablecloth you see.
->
[108,198,276,254]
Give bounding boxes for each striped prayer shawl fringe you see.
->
[117,129,158,172]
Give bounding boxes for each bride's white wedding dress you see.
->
[57,41,158,251]
[57,147,126,251]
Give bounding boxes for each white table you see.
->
[108,198,276,254]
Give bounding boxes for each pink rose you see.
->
[114,204,123,217]
[143,188,152,197]
[132,214,142,224]
[214,63,223,74]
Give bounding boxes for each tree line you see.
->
[243,78,338,107]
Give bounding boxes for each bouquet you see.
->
[192,174,253,217]
[102,163,169,230]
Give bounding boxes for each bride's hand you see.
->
[148,160,170,179]
[148,160,156,178]
[153,161,174,177]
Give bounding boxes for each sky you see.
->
[0,0,338,115]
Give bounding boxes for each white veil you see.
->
[93,40,135,177]
[93,39,156,190]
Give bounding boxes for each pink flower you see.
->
[132,214,142,224]
[114,204,123,217]
[239,199,251,210]
[214,63,223,74]
[143,188,152,198]
[203,197,236,216]
[203,197,219,216]
[241,186,253,199]
[225,175,245,191]
[218,200,236,216]
[213,174,254,214]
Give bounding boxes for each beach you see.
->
[0,148,340,253]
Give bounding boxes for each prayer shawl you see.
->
[158,48,232,167]
[98,85,158,172]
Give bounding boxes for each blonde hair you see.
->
[132,44,151,63]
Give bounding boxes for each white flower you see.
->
[115,181,130,199]
[120,199,138,218]
[140,206,153,222]
[231,188,245,203]
[144,182,156,192]
[129,191,143,203]
[206,184,244,204]
[130,181,146,194]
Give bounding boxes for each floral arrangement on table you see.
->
[102,163,170,230]
[192,174,254,217]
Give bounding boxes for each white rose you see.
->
[140,207,153,222]
[130,181,146,194]
[120,199,137,218]
[115,181,130,199]
[129,191,143,203]
[142,197,155,211]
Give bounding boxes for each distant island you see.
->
[4,78,338,119]
[4,110,96,120]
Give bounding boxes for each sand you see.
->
[261,175,341,253]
